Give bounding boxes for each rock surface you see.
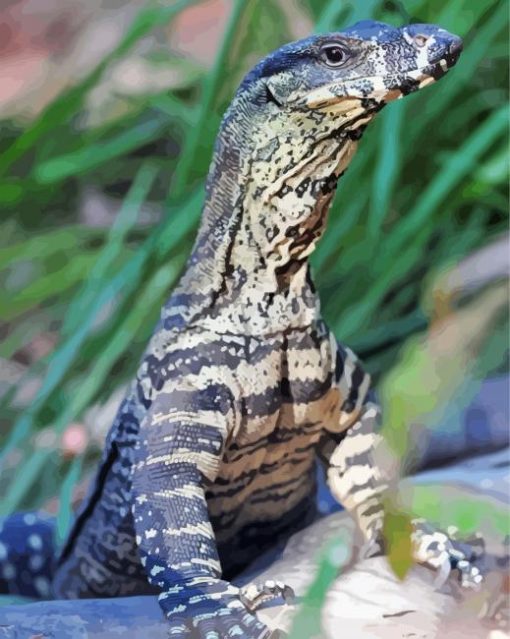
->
[0,448,508,639]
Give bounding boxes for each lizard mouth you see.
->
[437,37,463,68]
[418,38,463,84]
[299,40,463,109]
[386,41,463,97]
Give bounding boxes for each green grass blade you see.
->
[288,532,352,639]
[0,185,201,465]
[0,227,101,271]
[56,455,83,545]
[0,316,51,360]
[379,105,507,265]
[436,0,500,35]
[411,484,510,538]
[62,163,158,337]
[0,261,182,514]
[349,309,426,356]
[368,100,405,238]
[315,0,383,32]
[34,120,166,184]
[347,0,384,25]
[0,0,200,177]
[1,254,97,322]
[149,93,198,127]
[314,1,346,32]
[314,194,367,273]
[155,187,204,259]
[167,0,254,201]
[404,1,506,152]
[0,449,49,514]
[0,250,147,464]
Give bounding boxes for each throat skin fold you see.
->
[163,91,366,335]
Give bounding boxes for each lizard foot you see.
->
[160,577,284,638]
[240,580,295,612]
[411,519,485,590]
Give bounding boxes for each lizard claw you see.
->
[411,520,485,590]
[240,579,296,612]
[456,559,484,589]
[160,578,277,639]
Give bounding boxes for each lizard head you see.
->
[175,22,462,330]
[242,20,462,124]
[230,21,462,265]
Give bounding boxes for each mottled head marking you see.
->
[167,21,462,333]
[232,21,462,262]
[242,20,462,111]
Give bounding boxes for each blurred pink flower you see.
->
[61,423,88,458]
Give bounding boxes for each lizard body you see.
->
[1,20,476,638]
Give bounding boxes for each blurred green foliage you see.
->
[0,0,507,562]
[288,532,352,639]
[0,0,508,633]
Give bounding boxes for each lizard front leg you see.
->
[319,390,389,550]
[319,343,483,588]
[131,385,272,639]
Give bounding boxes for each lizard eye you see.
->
[320,43,349,67]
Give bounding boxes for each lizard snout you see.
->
[446,36,463,66]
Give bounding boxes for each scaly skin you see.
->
[1,20,480,638]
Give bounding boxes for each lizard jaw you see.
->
[297,34,463,109]
[295,52,463,110]
[418,36,463,84]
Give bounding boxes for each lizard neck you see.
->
[163,89,360,335]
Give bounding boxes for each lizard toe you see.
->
[167,616,189,637]
[411,520,485,589]
[191,607,272,639]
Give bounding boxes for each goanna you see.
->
[1,19,480,639]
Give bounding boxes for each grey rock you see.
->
[1,448,508,638]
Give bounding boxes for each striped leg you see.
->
[132,387,271,638]
[321,398,389,550]
[321,342,484,587]
[322,398,485,586]
[318,343,389,547]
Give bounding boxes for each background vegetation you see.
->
[0,0,507,616]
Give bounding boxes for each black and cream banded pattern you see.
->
[0,19,476,639]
